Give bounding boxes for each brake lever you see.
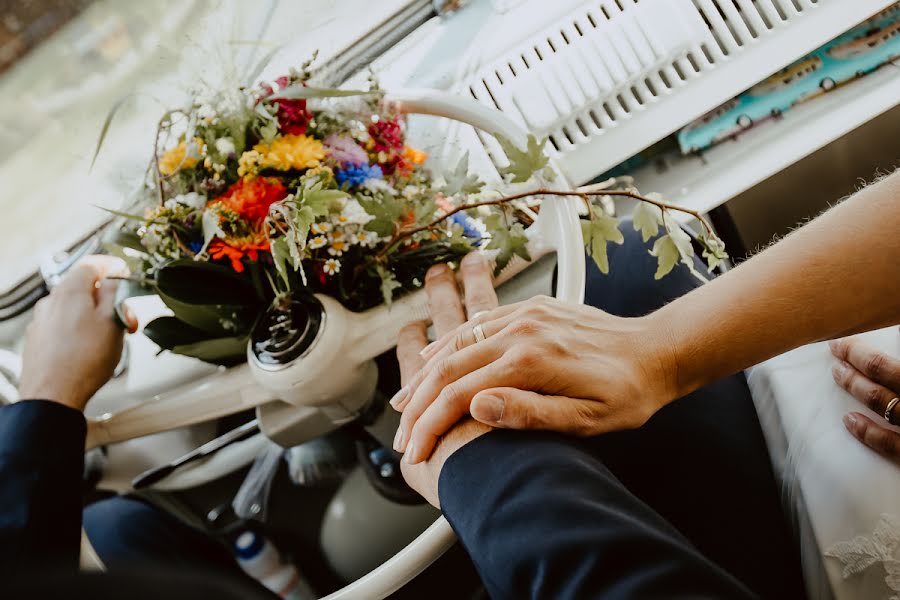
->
[40,233,103,290]
[131,419,261,489]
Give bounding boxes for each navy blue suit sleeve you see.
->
[438,430,756,600]
[0,400,87,570]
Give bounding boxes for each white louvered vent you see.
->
[458,0,887,184]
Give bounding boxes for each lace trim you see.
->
[825,513,900,599]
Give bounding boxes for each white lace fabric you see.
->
[826,514,900,600]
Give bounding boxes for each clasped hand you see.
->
[392,252,679,466]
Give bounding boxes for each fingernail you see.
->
[461,252,485,266]
[123,306,138,334]
[419,341,437,357]
[832,362,847,382]
[389,386,409,410]
[828,339,841,353]
[425,264,449,280]
[393,427,404,452]
[843,413,858,431]
[473,395,504,423]
[404,442,418,464]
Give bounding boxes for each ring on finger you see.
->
[885,397,900,425]
[472,324,487,344]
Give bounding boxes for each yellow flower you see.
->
[237,150,263,179]
[158,137,204,176]
[254,134,325,172]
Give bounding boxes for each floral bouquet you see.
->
[101,57,727,365]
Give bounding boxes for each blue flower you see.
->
[189,240,203,254]
[336,164,383,188]
[450,212,485,245]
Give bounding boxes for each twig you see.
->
[372,188,719,263]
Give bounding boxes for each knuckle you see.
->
[865,353,886,380]
[452,331,466,352]
[872,432,897,455]
[507,346,536,368]
[433,358,456,383]
[864,386,886,410]
[510,318,541,336]
[466,291,494,309]
[571,404,600,435]
[436,382,465,407]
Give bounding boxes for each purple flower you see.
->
[324,135,369,166]
[336,164,383,188]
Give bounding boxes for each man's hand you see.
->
[18,255,136,412]
[830,333,900,464]
[394,253,496,507]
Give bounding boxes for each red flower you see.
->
[368,119,404,152]
[275,98,312,135]
[367,118,407,175]
[259,76,312,135]
[211,177,288,224]
[209,239,270,273]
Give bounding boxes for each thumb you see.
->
[470,387,601,435]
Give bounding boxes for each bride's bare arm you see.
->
[659,169,900,399]
[395,170,900,464]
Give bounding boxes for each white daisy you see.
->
[308,235,327,249]
[310,222,332,235]
[323,258,341,275]
[328,241,347,256]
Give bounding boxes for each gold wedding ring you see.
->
[885,397,900,425]
[472,324,487,344]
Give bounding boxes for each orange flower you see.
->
[403,146,427,165]
[209,239,270,273]
[209,177,287,224]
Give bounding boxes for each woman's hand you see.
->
[830,334,900,464]
[395,253,495,505]
[18,255,136,412]
[392,254,680,465]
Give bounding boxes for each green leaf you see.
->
[269,85,374,101]
[664,214,698,276]
[485,214,531,274]
[440,152,483,196]
[376,264,402,306]
[632,201,663,243]
[156,260,261,305]
[91,95,130,170]
[172,336,249,364]
[157,288,253,335]
[103,227,145,252]
[144,317,247,365]
[270,237,292,289]
[414,196,438,225]
[648,235,681,280]
[303,187,348,214]
[699,234,728,271]
[496,134,550,183]
[581,212,624,274]
[259,119,279,144]
[358,193,405,237]
[96,205,147,222]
